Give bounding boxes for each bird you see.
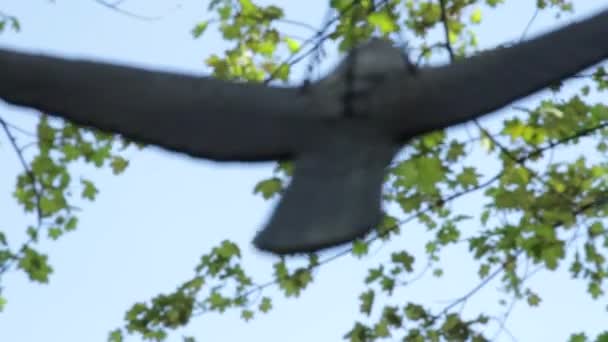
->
[1,8,608,254]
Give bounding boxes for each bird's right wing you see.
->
[388,7,608,140]
[0,49,316,161]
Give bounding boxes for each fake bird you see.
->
[1,8,608,254]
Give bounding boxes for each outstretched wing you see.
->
[0,49,315,161]
[391,8,608,139]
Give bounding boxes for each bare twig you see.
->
[277,18,319,32]
[439,261,505,315]
[0,118,36,137]
[93,0,165,21]
[438,0,455,60]
[0,118,43,225]
[520,7,540,42]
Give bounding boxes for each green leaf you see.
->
[65,216,78,231]
[10,17,20,31]
[470,8,482,24]
[437,221,460,245]
[61,144,82,161]
[241,309,254,321]
[446,141,465,161]
[589,222,604,237]
[48,227,63,240]
[40,195,66,216]
[0,232,7,246]
[37,116,56,149]
[376,214,399,237]
[456,167,480,189]
[478,264,490,278]
[330,0,354,11]
[481,134,494,152]
[397,156,445,194]
[239,0,256,14]
[391,251,414,272]
[18,247,53,283]
[359,289,374,315]
[26,226,38,241]
[216,240,241,259]
[344,322,372,342]
[416,157,445,193]
[258,297,272,313]
[110,156,129,175]
[595,332,608,342]
[367,12,397,34]
[108,329,124,342]
[81,179,99,201]
[217,5,232,19]
[380,276,395,294]
[255,39,277,56]
[253,177,283,199]
[365,266,384,284]
[404,303,426,321]
[273,63,290,81]
[480,210,490,225]
[284,37,301,53]
[263,6,283,20]
[588,282,604,299]
[541,243,564,270]
[526,291,541,306]
[352,240,369,258]
[373,320,390,337]
[569,333,588,342]
[192,21,209,38]
[31,154,55,174]
[208,292,231,312]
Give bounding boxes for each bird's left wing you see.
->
[385,8,608,139]
[0,49,316,161]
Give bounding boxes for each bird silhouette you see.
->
[1,8,608,254]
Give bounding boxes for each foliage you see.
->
[0,112,138,310]
[2,0,608,341]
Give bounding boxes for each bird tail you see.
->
[253,131,396,254]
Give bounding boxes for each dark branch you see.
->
[0,117,43,225]
[93,0,163,21]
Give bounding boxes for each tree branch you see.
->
[0,117,43,225]
[93,0,164,21]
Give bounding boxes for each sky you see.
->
[0,1,607,341]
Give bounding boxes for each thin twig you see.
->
[0,117,36,137]
[439,262,505,315]
[277,18,319,32]
[93,0,164,21]
[438,0,455,60]
[520,7,540,42]
[0,118,43,225]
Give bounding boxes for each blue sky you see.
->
[0,1,607,341]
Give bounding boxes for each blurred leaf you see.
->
[192,21,209,38]
[253,177,283,199]
[359,289,374,315]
